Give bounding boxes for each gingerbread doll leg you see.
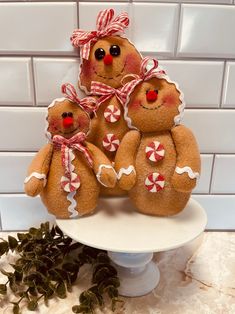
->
[115,130,141,191]
[171,125,201,193]
[24,143,53,197]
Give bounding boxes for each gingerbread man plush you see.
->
[71,8,142,93]
[24,84,116,219]
[115,58,201,216]
[71,9,142,196]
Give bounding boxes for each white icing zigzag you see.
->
[175,166,200,179]
[67,190,79,218]
[24,172,47,187]
[96,164,117,187]
[117,165,136,180]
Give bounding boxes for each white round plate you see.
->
[56,197,207,253]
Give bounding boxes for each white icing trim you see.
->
[117,165,136,180]
[67,190,79,218]
[124,73,186,130]
[175,166,200,179]
[24,172,47,187]
[96,164,117,187]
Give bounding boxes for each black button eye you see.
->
[146,89,150,95]
[95,48,105,60]
[155,89,159,94]
[62,112,67,118]
[110,45,121,57]
[67,112,73,117]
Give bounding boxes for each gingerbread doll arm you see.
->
[115,130,141,191]
[171,125,201,193]
[86,142,117,188]
[24,143,53,197]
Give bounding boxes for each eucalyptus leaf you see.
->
[13,303,20,314]
[27,300,38,311]
[0,241,9,256]
[56,282,66,299]
[8,236,18,251]
[0,284,7,295]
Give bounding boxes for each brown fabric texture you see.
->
[24,99,116,219]
[80,36,142,92]
[115,76,200,216]
[87,95,130,196]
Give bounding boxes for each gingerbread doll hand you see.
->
[97,166,117,188]
[24,143,53,197]
[24,176,46,197]
[171,125,200,193]
[117,167,136,191]
[115,130,141,191]
[86,142,117,188]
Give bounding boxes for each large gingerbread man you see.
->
[24,84,116,218]
[115,58,201,216]
[71,9,142,196]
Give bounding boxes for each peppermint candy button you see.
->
[61,173,81,193]
[145,172,165,193]
[145,141,165,162]
[102,133,120,152]
[104,105,121,123]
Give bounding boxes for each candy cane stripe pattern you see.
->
[145,141,165,162]
[145,172,165,193]
[61,173,81,193]
[102,133,120,152]
[104,105,121,123]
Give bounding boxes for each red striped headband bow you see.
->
[61,83,98,115]
[71,9,129,60]
[90,81,127,106]
[121,57,166,98]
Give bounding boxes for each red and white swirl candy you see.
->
[102,133,120,152]
[104,105,121,123]
[61,173,81,193]
[145,172,165,193]
[145,141,165,162]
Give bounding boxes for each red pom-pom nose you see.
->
[103,54,113,65]
[63,117,74,128]
[146,90,158,102]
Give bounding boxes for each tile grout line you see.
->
[208,154,216,194]
[30,57,37,107]
[174,3,181,57]
[218,60,227,108]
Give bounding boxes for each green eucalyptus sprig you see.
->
[0,222,123,314]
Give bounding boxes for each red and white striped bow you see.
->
[53,132,93,192]
[121,57,166,99]
[71,9,129,60]
[61,83,98,115]
[91,81,127,106]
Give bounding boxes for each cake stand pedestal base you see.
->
[56,198,207,297]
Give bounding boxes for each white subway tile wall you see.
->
[0,1,234,230]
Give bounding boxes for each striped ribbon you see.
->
[91,81,127,106]
[53,133,93,192]
[121,57,166,95]
[71,9,129,60]
[61,83,98,114]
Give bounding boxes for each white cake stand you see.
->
[56,197,207,297]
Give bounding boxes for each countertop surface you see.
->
[0,231,234,314]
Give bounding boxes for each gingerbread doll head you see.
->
[71,9,142,92]
[46,83,98,141]
[123,57,185,133]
